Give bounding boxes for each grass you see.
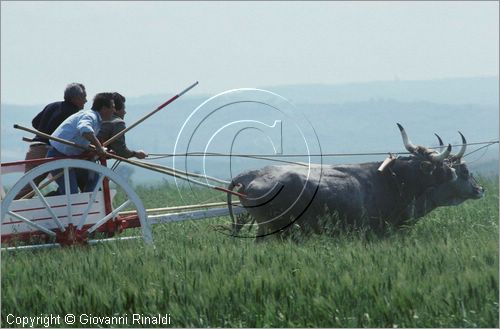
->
[1,179,498,327]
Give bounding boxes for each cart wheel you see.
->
[1,159,152,246]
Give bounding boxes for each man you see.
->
[97,92,147,159]
[47,92,115,195]
[15,83,87,199]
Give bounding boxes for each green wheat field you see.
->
[1,179,498,327]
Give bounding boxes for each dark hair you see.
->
[91,93,114,112]
[64,83,86,101]
[112,92,126,111]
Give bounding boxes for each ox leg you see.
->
[255,224,270,243]
[280,223,307,243]
[255,223,276,243]
[232,212,254,236]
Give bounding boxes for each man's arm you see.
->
[132,150,147,159]
[77,113,106,155]
[109,121,135,158]
[32,104,51,130]
[109,121,147,159]
[82,132,106,156]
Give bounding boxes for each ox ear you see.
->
[419,161,435,175]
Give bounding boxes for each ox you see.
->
[227,124,484,240]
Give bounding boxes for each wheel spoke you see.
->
[7,211,57,237]
[77,174,105,230]
[29,180,65,232]
[86,200,131,234]
[63,167,72,224]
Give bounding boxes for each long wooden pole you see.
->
[13,124,245,198]
[103,81,199,147]
[119,201,241,216]
[132,159,230,185]
[20,172,63,199]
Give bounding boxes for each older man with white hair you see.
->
[15,83,87,199]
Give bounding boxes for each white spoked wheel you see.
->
[1,159,152,247]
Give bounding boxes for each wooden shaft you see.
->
[20,172,63,199]
[13,123,246,198]
[102,81,199,147]
[117,157,245,197]
[119,201,241,216]
[132,159,230,184]
[15,124,190,182]
[14,124,93,152]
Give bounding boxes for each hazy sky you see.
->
[1,1,498,105]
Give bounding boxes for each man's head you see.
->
[91,92,115,121]
[112,92,126,119]
[64,83,87,109]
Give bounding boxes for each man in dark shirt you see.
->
[31,84,87,143]
[15,83,87,199]
[97,92,147,159]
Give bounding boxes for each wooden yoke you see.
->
[377,153,396,173]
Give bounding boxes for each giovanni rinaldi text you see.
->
[6,313,172,327]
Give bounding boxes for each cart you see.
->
[1,155,245,250]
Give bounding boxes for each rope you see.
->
[146,140,498,160]
[109,140,498,187]
[463,141,498,158]
[462,141,498,164]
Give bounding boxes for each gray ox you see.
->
[227,124,484,240]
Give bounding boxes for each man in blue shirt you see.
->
[15,83,87,199]
[47,92,115,195]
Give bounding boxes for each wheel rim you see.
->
[1,159,152,246]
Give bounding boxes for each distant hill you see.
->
[117,76,499,108]
[262,76,499,106]
[2,77,498,185]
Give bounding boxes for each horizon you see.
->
[1,75,498,107]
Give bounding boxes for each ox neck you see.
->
[381,159,440,223]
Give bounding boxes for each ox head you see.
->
[428,132,485,206]
[394,123,458,193]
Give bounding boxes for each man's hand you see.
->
[134,150,147,159]
[95,145,107,156]
[83,132,107,157]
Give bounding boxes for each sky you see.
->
[1,1,498,105]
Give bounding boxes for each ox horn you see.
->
[451,131,467,161]
[429,143,452,162]
[398,123,452,161]
[434,133,445,151]
[397,123,418,153]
